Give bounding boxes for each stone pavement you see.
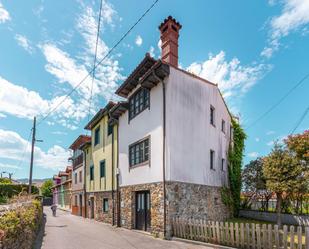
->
[35,207,214,249]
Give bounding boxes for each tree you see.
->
[0,178,12,184]
[242,158,272,211]
[41,179,53,198]
[285,130,309,164]
[284,130,309,213]
[263,142,301,227]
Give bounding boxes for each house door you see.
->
[135,191,151,231]
[90,197,95,219]
[79,194,83,216]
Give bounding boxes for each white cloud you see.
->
[0,76,50,119]
[266,130,275,135]
[38,3,123,125]
[255,137,260,142]
[101,0,116,25]
[15,34,34,54]
[0,2,10,24]
[0,76,89,129]
[0,113,6,118]
[149,46,155,57]
[135,35,143,46]
[51,131,68,135]
[0,129,70,170]
[248,152,259,158]
[0,163,21,170]
[187,51,271,98]
[262,0,309,58]
[267,141,274,146]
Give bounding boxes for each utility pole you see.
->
[28,117,36,194]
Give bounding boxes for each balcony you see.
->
[73,154,83,169]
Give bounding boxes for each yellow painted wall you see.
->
[85,114,117,193]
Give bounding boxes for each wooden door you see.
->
[79,194,83,216]
[90,197,95,219]
[135,191,151,231]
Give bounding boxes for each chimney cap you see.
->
[158,15,182,30]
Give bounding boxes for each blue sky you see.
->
[0,0,308,179]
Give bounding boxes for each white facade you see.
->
[118,83,164,186]
[165,67,230,187]
[118,66,231,187]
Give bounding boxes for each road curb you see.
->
[172,237,236,249]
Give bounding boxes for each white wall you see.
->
[118,83,164,187]
[165,67,231,187]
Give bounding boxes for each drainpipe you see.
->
[116,124,121,227]
[111,120,115,226]
[83,149,87,218]
[152,69,167,238]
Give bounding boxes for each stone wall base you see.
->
[86,191,117,225]
[119,181,231,237]
[119,182,164,237]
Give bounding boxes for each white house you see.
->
[110,16,232,237]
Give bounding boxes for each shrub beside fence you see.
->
[171,217,309,248]
[0,200,43,249]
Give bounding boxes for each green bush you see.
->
[0,184,39,199]
[0,200,43,249]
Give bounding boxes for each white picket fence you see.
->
[171,217,309,249]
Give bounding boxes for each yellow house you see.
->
[83,101,118,225]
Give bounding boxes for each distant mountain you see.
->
[16,178,51,184]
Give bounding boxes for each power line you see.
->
[36,0,160,127]
[246,72,309,129]
[87,0,103,123]
[289,106,309,135]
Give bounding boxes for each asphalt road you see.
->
[35,207,213,249]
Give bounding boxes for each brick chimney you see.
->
[159,16,182,67]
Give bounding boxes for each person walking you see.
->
[51,204,57,217]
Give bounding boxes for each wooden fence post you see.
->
[251,223,256,249]
[283,225,288,249]
[256,224,261,249]
[240,223,245,248]
[225,222,229,245]
[235,222,240,248]
[216,221,220,244]
[290,226,295,249]
[246,223,250,248]
[305,227,309,249]
[297,226,302,249]
[274,225,279,249]
[267,224,272,249]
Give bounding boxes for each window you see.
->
[79,171,82,182]
[221,120,225,133]
[129,88,150,120]
[90,165,94,181]
[75,195,78,206]
[129,138,150,167]
[107,123,113,136]
[210,150,215,170]
[74,172,77,184]
[210,106,215,126]
[103,198,109,212]
[94,126,100,146]
[100,160,105,178]
[221,158,225,171]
